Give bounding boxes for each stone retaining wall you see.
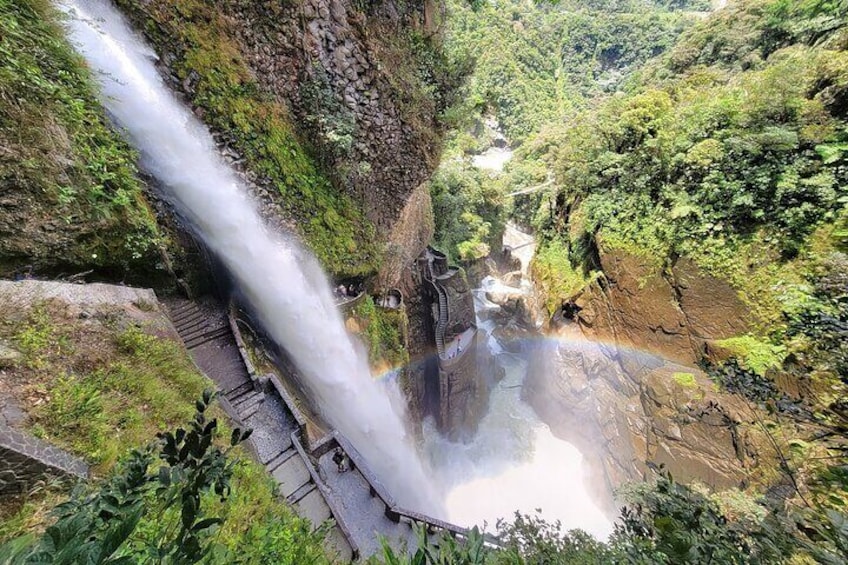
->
[0,426,89,496]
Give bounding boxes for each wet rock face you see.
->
[573,248,751,365]
[527,247,763,499]
[188,0,443,232]
[524,335,759,504]
[400,256,489,440]
[438,333,488,440]
[441,270,475,341]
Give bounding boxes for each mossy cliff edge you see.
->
[2,0,458,282]
[113,0,459,278]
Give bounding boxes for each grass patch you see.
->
[34,325,206,471]
[0,487,65,544]
[714,335,786,377]
[1,301,330,561]
[6,302,206,473]
[672,372,698,388]
[531,237,594,317]
[350,296,409,372]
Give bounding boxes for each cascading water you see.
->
[58,0,439,513]
[423,228,613,538]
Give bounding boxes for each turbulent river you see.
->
[424,226,612,538]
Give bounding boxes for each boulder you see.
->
[0,340,21,368]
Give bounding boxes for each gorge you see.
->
[0,0,846,562]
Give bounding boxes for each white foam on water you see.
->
[425,353,612,539]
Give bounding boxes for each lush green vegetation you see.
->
[425,0,848,561]
[0,0,165,277]
[0,303,330,563]
[0,394,329,564]
[5,303,208,472]
[350,296,409,372]
[447,0,702,142]
[429,156,507,262]
[428,0,701,263]
[375,472,848,564]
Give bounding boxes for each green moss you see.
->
[351,296,409,370]
[0,0,165,275]
[114,0,379,277]
[13,304,68,369]
[531,237,594,317]
[715,335,786,377]
[27,325,206,471]
[672,372,698,388]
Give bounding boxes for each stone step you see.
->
[232,390,263,410]
[238,399,264,422]
[225,381,255,402]
[260,435,294,465]
[287,482,317,505]
[173,315,209,336]
[171,308,205,327]
[184,327,230,349]
[181,323,228,345]
[295,487,332,527]
[272,450,311,497]
[168,302,197,317]
[266,448,296,473]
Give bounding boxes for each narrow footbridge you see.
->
[165,297,477,560]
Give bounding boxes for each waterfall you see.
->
[58,0,440,513]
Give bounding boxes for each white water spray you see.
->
[426,351,612,538]
[425,220,613,538]
[59,0,439,513]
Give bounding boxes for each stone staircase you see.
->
[434,283,449,356]
[165,298,354,562]
[166,295,479,560]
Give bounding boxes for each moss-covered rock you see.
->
[0,0,170,281]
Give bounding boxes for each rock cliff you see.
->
[524,329,763,510]
[524,245,773,503]
[114,0,457,275]
[571,249,752,366]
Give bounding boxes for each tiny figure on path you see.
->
[332,448,348,472]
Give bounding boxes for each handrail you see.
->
[290,431,361,561]
[438,327,476,369]
[331,432,500,546]
[266,373,308,433]
[434,282,449,355]
[225,298,489,552]
[227,302,258,379]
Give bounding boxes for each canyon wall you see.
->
[116,0,455,254]
[524,246,771,501]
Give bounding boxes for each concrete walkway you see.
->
[443,327,475,361]
[166,295,475,560]
[166,297,354,561]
